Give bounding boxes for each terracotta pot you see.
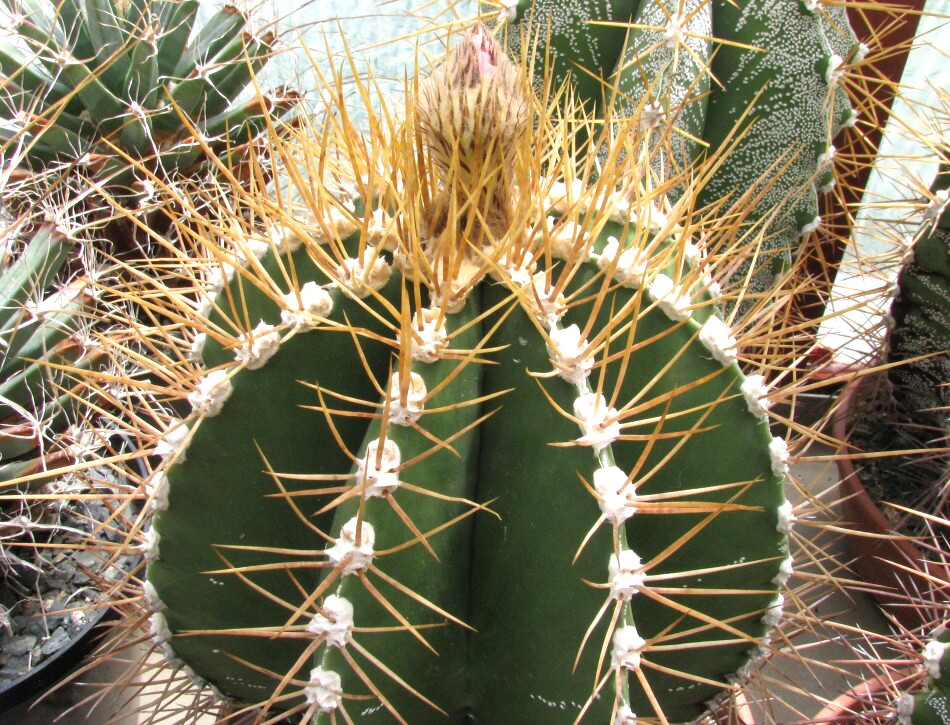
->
[811,674,900,723]
[833,379,950,630]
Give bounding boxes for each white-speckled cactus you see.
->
[496,0,864,293]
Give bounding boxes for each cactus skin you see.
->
[137,25,798,723]
[0,224,98,479]
[0,0,294,187]
[901,627,950,725]
[886,166,950,439]
[502,0,861,292]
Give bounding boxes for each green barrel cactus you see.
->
[130,23,801,723]
[899,626,950,725]
[0,222,99,482]
[495,0,864,293]
[0,0,294,188]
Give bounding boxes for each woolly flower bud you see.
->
[417,23,529,175]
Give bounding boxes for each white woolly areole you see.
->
[683,241,701,267]
[205,264,235,294]
[149,612,172,645]
[545,178,584,214]
[281,282,333,329]
[594,466,635,523]
[389,372,426,426]
[609,549,645,600]
[925,189,949,224]
[304,667,343,712]
[598,236,647,288]
[188,332,207,363]
[896,693,914,724]
[740,374,771,420]
[337,247,391,298]
[646,203,669,234]
[326,518,375,574]
[356,438,401,497]
[639,102,667,132]
[547,325,593,385]
[143,526,161,562]
[817,145,836,170]
[547,217,587,260]
[529,276,567,327]
[762,593,784,629]
[772,555,794,586]
[574,393,621,452]
[268,224,305,254]
[799,215,821,236]
[188,369,233,416]
[776,499,796,536]
[612,624,646,670]
[155,421,189,461]
[366,208,397,250]
[499,0,518,20]
[143,580,166,612]
[648,274,692,322]
[411,307,448,363]
[664,14,685,46]
[826,53,845,85]
[236,322,281,370]
[924,639,945,680]
[496,254,536,288]
[615,704,637,724]
[698,315,738,366]
[770,437,790,477]
[307,595,354,648]
[147,472,170,512]
[704,275,722,300]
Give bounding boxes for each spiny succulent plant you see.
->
[898,623,950,724]
[495,0,865,295]
[0,0,295,191]
[0,222,99,487]
[58,15,882,722]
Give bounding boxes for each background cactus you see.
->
[496,0,864,294]
[80,19,831,723]
[900,623,950,724]
[0,222,98,486]
[0,0,295,191]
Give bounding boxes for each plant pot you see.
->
[832,378,950,630]
[0,606,117,720]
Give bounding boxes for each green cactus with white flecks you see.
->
[122,20,807,723]
[899,626,950,725]
[496,0,862,293]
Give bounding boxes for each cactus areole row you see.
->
[135,2,869,721]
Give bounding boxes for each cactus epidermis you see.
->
[141,24,793,724]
